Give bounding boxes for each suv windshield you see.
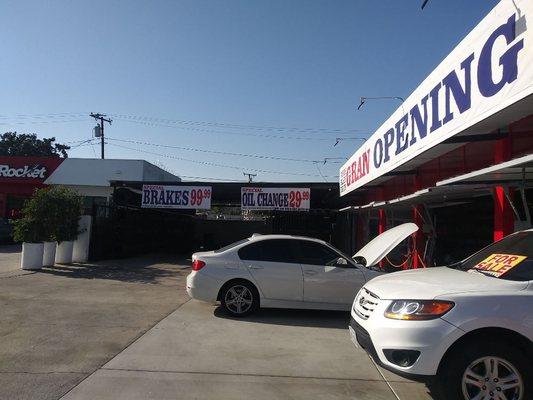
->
[452,231,533,281]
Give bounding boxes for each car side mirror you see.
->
[336,257,348,266]
[352,256,367,267]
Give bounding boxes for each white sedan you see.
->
[186,223,417,316]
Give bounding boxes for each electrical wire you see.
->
[110,113,368,135]
[179,175,247,182]
[0,111,370,142]
[314,162,329,182]
[106,137,343,164]
[107,142,339,179]
[0,119,88,126]
[0,112,88,120]
[0,111,369,138]
[113,117,367,141]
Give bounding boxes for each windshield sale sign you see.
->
[241,187,310,211]
[141,185,212,209]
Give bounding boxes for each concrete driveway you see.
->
[0,250,190,400]
[1,247,435,400]
[0,243,23,277]
[61,301,434,400]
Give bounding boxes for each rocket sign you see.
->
[340,0,533,196]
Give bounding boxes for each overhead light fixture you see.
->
[357,96,405,111]
[334,137,367,147]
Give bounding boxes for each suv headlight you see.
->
[384,300,454,320]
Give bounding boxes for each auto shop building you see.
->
[340,0,533,267]
[0,156,179,218]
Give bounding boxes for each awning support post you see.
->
[411,174,425,269]
[493,133,513,241]
[378,209,387,269]
[412,205,425,269]
[378,209,387,235]
[494,186,514,241]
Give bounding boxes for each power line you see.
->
[0,119,87,126]
[113,117,367,142]
[110,113,368,135]
[107,142,339,179]
[106,137,343,164]
[314,162,329,183]
[0,111,370,142]
[179,175,246,182]
[0,112,88,120]
[0,111,370,138]
[69,139,97,148]
[0,111,367,135]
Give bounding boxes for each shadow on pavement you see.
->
[0,244,21,254]
[214,305,350,329]
[39,254,191,284]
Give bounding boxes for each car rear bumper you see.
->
[186,271,220,303]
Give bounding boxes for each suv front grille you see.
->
[353,287,380,320]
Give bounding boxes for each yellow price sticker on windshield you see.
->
[473,253,526,277]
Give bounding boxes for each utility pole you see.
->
[243,172,257,183]
[90,113,112,159]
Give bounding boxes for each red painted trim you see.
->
[378,209,386,235]
[493,135,513,241]
[377,209,387,269]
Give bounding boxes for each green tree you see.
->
[0,132,70,157]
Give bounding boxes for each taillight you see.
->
[192,259,206,271]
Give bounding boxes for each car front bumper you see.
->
[349,305,464,378]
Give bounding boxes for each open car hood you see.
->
[353,223,418,267]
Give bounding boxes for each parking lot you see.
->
[0,248,432,400]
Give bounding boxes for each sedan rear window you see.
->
[454,231,533,281]
[214,239,249,253]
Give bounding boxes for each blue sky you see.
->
[0,0,498,182]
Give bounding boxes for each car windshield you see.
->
[451,231,533,281]
[214,238,250,253]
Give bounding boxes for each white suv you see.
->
[350,230,533,400]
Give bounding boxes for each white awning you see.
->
[437,154,533,186]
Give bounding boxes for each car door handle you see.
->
[304,270,318,275]
[248,265,264,270]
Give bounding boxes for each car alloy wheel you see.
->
[224,285,253,315]
[462,356,524,400]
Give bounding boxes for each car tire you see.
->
[220,281,259,317]
[437,339,531,400]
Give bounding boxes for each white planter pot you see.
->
[42,241,57,267]
[21,242,44,270]
[55,241,74,264]
[73,216,92,263]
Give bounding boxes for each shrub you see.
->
[13,186,83,243]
